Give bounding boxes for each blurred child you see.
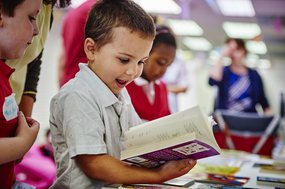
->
[162,56,189,113]
[39,129,54,161]
[0,0,41,188]
[58,0,96,87]
[126,25,177,121]
[49,0,196,188]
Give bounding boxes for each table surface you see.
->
[103,150,285,189]
[191,150,285,189]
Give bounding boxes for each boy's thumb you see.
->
[18,111,27,123]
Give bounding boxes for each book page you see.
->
[123,106,216,149]
[122,132,196,159]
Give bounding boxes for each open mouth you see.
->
[116,79,128,88]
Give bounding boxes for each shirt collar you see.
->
[133,77,160,86]
[0,60,15,78]
[76,63,131,107]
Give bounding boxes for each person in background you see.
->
[6,0,71,117]
[49,0,196,188]
[39,129,54,161]
[126,25,177,121]
[58,0,96,87]
[0,0,41,188]
[162,56,189,113]
[208,38,272,115]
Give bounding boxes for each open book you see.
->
[120,106,221,168]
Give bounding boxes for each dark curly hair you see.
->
[152,25,177,52]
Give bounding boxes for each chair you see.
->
[280,92,285,118]
[213,110,280,156]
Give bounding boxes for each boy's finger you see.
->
[189,159,197,168]
[179,159,196,169]
[30,121,40,128]
[18,111,27,125]
[25,117,40,127]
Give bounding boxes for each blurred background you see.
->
[33,0,285,142]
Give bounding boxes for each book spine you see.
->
[257,176,285,188]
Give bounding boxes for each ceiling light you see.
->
[246,41,267,54]
[183,37,212,51]
[134,0,181,15]
[223,22,261,39]
[217,0,255,17]
[168,19,203,36]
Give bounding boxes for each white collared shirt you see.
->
[50,63,141,189]
[134,77,160,104]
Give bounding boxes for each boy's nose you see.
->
[126,64,138,76]
[33,23,39,36]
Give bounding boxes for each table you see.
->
[104,150,285,189]
[192,150,285,189]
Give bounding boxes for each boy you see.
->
[0,0,41,188]
[49,0,196,188]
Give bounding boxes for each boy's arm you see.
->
[0,137,28,164]
[19,50,43,117]
[167,85,188,94]
[0,112,39,165]
[76,154,196,184]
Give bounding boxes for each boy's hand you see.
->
[157,159,196,182]
[16,111,40,147]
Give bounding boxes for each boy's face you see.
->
[0,0,41,59]
[86,27,153,95]
[142,43,176,82]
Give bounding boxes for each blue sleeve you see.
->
[208,67,228,86]
[257,73,270,110]
[209,77,219,86]
[252,70,270,110]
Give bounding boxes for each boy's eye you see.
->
[157,60,166,66]
[29,16,36,21]
[119,58,129,64]
[138,60,145,65]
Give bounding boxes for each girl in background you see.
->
[127,25,177,121]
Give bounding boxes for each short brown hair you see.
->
[0,0,25,16]
[85,0,155,50]
[225,38,248,55]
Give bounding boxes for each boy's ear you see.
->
[84,38,96,61]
